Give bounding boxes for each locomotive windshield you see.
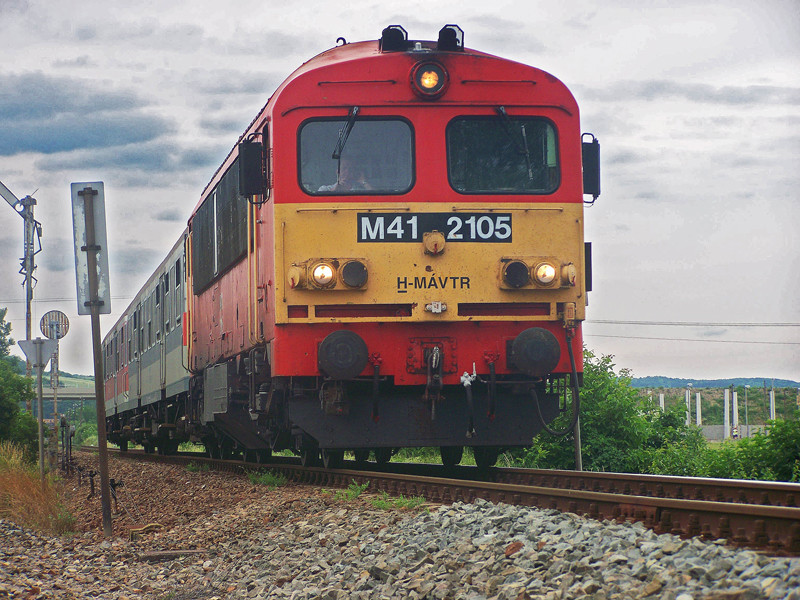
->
[299,118,414,195]
[447,117,559,194]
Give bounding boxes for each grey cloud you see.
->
[181,69,278,96]
[94,20,205,50]
[40,239,73,272]
[584,81,800,106]
[199,116,244,135]
[0,73,172,156]
[564,11,598,30]
[0,0,29,14]
[2,114,171,156]
[53,55,95,68]
[73,25,96,41]
[35,141,223,174]
[68,19,313,59]
[466,15,547,54]
[112,246,168,276]
[0,72,145,121]
[154,208,184,223]
[606,150,649,166]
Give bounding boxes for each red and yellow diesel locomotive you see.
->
[103,25,600,468]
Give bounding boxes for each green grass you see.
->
[246,470,288,488]
[333,479,369,501]
[185,461,211,473]
[370,490,427,511]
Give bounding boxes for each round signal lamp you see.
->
[503,260,529,288]
[312,263,335,287]
[533,263,557,285]
[341,260,368,288]
[411,62,448,98]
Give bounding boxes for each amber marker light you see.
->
[411,62,448,98]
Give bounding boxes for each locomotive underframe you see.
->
[107,351,576,465]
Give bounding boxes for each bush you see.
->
[516,350,683,473]
[73,422,98,447]
[696,419,800,481]
[758,418,800,481]
[7,410,38,461]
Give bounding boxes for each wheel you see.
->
[118,440,128,452]
[353,449,370,465]
[219,444,234,461]
[143,442,155,454]
[321,449,344,469]
[161,440,179,456]
[440,446,463,468]
[374,447,392,465]
[300,445,319,467]
[473,446,500,470]
[256,449,272,464]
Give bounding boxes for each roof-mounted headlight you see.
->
[411,62,448,99]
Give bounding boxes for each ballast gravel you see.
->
[1,454,798,599]
[3,497,800,599]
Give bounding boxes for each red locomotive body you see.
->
[106,26,599,468]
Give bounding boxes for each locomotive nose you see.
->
[318,330,369,380]
[510,327,561,377]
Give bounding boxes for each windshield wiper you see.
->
[332,106,360,159]
[495,106,533,180]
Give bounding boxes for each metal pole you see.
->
[35,341,45,486]
[81,186,113,538]
[573,416,582,471]
[24,198,34,383]
[49,331,59,471]
[745,385,750,438]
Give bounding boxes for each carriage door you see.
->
[157,275,167,389]
[132,304,142,399]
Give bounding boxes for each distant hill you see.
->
[631,376,799,389]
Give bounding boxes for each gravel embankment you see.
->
[1,453,799,599]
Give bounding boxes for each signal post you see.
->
[40,311,69,471]
[71,182,113,538]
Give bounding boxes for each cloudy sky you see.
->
[1,0,798,382]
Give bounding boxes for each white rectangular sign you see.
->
[71,182,111,315]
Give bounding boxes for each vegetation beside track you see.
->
[0,441,75,534]
[516,350,800,481]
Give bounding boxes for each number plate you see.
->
[358,213,512,243]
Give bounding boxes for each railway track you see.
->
[85,447,800,555]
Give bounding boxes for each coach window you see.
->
[299,118,414,195]
[447,117,559,194]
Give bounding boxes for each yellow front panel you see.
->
[274,202,585,323]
